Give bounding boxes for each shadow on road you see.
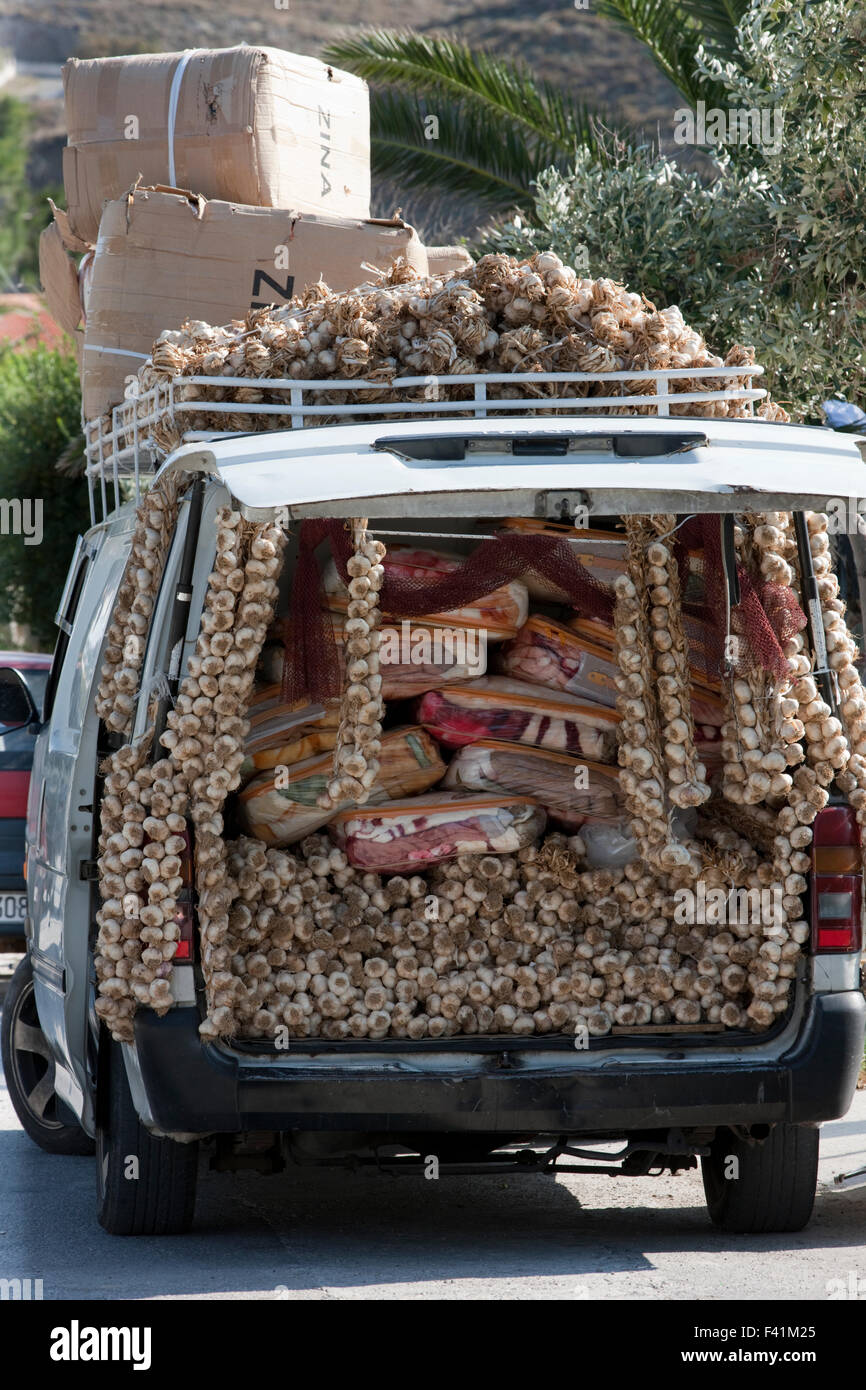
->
[2,1108,866,1299]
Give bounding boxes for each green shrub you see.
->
[0,95,59,289]
[0,346,89,648]
[483,0,866,421]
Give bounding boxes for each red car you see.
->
[0,653,51,943]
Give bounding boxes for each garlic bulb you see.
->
[197,829,784,1042]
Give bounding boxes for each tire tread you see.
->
[0,957,94,1156]
[97,1039,197,1236]
[702,1123,818,1233]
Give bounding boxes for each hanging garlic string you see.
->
[94,738,182,1041]
[614,517,680,873]
[158,509,286,1038]
[317,518,386,810]
[802,512,866,863]
[93,474,186,1042]
[721,514,804,805]
[95,474,182,734]
[647,513,710,813]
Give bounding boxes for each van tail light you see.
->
[172,827,196,963]
[172,902,195,962]
[811,805,862,953]
[141,825,196,964]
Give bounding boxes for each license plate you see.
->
[0,893,26,924]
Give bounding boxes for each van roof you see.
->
[160,414,866,520]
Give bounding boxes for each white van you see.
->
[3,366,864,1235]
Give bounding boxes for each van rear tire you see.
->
[1,955,94,1155]
[96,1039,198,1236]
[701,1123,819,1233]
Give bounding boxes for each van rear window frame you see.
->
[42,552,90,724]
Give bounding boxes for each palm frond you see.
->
[369,90,542,209]
[55,430,85,477]
[324,29,631,163]
[674,0,754,48]
[595,0,749,106]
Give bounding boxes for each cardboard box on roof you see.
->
[39,221,83,337]
[82,185,428,420]
[62,46,371,243]
[38,201,89,364]
[425,245,474,277]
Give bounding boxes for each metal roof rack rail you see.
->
[83,363,766,524]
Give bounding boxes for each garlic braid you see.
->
[647,515,709,811]
[755,510,866,1026]
[317,519,386,809]
[614,518,686,873]
[159,509,286,1037]
[94,741,182,1041]
[95,475,181,734]
[721,514,803,805]
[801,512,866,856]
[747,778,813,1029]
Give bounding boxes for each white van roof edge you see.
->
[150,415,866,520]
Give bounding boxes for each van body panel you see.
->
[158,417,866,518]
[27,517,131,1128]
[27,417,866,1140]
[130,992,865,1138]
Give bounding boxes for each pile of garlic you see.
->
[93,494,865,1045]
[101,253,789,453]
[200,829,800,1041]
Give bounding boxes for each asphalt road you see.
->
[1,958,864,1301]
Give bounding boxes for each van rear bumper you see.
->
[132,991,866,1137]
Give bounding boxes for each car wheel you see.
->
[95,1039,198,1236]
[702,1123,819,1233]
[0,955,94,1155]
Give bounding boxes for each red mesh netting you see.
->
[281,520,617,704]
[678,515,805,683]
[281,515,807,705]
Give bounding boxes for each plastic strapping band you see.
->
[167,50,199,187]
[82,345,150,359]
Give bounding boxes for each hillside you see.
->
[0,0,683,241]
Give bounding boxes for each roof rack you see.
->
[83,363,766,525]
